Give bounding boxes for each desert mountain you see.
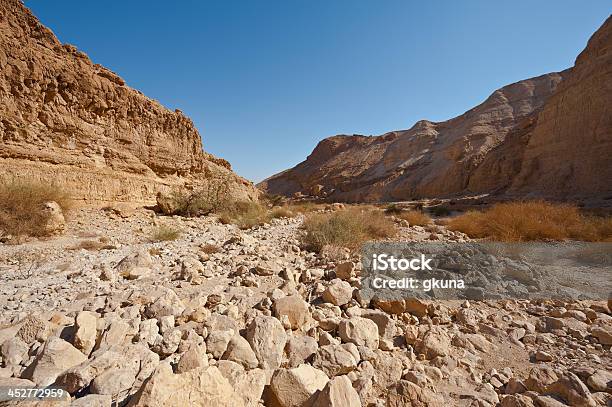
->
[260,16,612,204]
[0,0,256,204]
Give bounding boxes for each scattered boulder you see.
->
[115,249,154,280]
[222,335,259,369]
[206,329,235,359]
[285,335,318,367]
[338,317,379,349]
[312,344,358,377]
[546,372,596,407]
[73,311,98,356]
[41,201,66,235]
[217,361,266,407]
[144,289,185,319]
[176,344,208,373]
[90,367,135,398]
[313,375,361,407]
[586,369,612,392]
[322,279,354,306]
[386,380,444,406]
[1,337,29,366]
[270,364,329,407]
[128,364,245,406]
[274,295,310,329]
[415,326,451,359]
[71,394,113,407]
[246,316,287,369]
[22,337,87,386]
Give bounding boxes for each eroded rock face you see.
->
[0,0,257,204]
[259,17,611,204]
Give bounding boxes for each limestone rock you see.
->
[116,250,153,280]
[246,316,287,369]
[144,289,185,319]
[1,337,29,366]
[285,335,318,367]
[176,344,208,373]
[73,311,98,356]
[338,317,379,349]
[217,361,266,407]
[90,367,135,397]
[322,279,354,306]
[386,380,444,407]
[546,373,596,407]
[415,326,451,359]
[22,337,87,386]
[270,364,329,407]
[222,335,259,369]
[128,364,245,407]
[206,329,235,359]
[312,344,358,377]
[70,394,113,407]
[312,375,361,407]
[274,295,310,329]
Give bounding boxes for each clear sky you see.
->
[25,1,610,182]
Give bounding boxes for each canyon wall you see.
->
[0,0,257,204]
[260,16,612,205]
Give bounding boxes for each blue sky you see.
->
[25,1,610,182]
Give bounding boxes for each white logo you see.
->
[372,253,433,271]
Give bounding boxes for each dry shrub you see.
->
[151,225,182,242]
[383,203,405,215]
[158,175,232,216]
[289,201,324,214]
[301,208,397,252]
[219,201,269,230]
[71,237,112,251]
[397,210,432,226]
[0,179,71,239]
[429,205,451,217]
[269,206,294,219]
[149,247,162,256]
[383,204,432,226]
[262,193,286,207]
[200,244,221,254]
[447,201,612,242]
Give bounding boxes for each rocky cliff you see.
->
[0,0,257,204]
[260,16,612,204]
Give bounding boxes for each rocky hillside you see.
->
[0,0,256,204]
[260,16,612,204]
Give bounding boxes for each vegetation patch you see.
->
[384,204,432,226]
[447,201,612,242]
[157,175,232,217]
[301,207,397,252]
[150,225,182,242]
[70,238,111,251]
[269,206,295,219]
[0,179,71,240]
[288,201,325,214]
[219,201,269,229]
[200,243,221,254]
